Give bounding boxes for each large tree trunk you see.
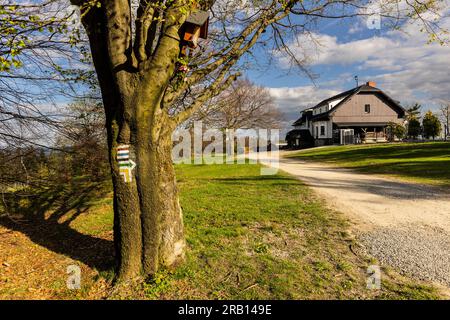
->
[106,108,185,280]
[78,3,187,281]
[136,124,185,276]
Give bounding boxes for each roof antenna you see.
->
[354,75,359,87]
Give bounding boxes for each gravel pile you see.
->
[359,224,450,287]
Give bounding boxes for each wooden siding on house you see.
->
[331,93,403,125]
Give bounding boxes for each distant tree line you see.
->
[405,104,444,140]
[0,98,109,217]
[386,103,446,141]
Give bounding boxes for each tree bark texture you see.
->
[78,1,187,280]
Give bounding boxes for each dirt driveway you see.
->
[255,151,450,289]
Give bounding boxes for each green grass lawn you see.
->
[288,142,450,187]
[0,163,442,299]
[139,164,439,299]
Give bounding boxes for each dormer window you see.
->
[365,104,371,113]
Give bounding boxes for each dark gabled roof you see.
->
[292,109,313,126]
[186,10,209,26]
[311,84,384,109]
[312,87,357,109]
[311,113,330,121]
[326,84,405,117]
[291,84,406,127]
[285,129,313,140]
[286,129,311,136]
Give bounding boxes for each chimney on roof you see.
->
[366,81,377,87]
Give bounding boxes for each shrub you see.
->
[407,118,421,139]
[422,111,442,140]
[387,122,406,141]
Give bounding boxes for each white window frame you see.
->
[320,125,326,137]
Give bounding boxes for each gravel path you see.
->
[252,151,450,287]
[359,224,450,287]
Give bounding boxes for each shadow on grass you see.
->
[304,173,448,199]
[0,178,114,271]
[338,160,449,189]
[290,142,450,187]
[211,176,302,187]
[292,142,450,162]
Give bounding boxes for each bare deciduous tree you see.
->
[0,0,92,150]
[0,0,96,193]
[192,79,283,130]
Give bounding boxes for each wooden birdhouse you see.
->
[181,10,209,54]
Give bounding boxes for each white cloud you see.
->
[275,16,450,112]
[279,34,395,66]
[269,86,340,110]
[267,85,341,128]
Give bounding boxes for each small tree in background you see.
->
[386,122,406,141]
[406,103,422,120]
[394,124,406,141]
[407,118,422,139]
[57,99,109,181]
[422,111,442,140]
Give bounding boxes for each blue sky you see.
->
[244,11,450,129]
[11,1,448,134]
